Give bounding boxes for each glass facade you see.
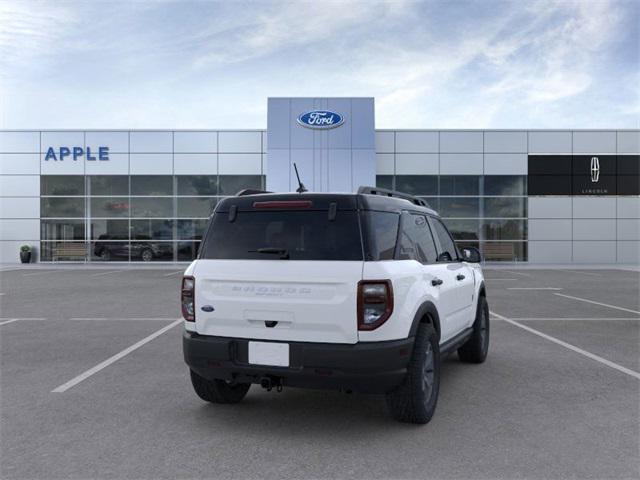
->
[376,175,528,261]
[39,175,264,262]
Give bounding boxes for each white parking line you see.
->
[22,271,59,277]
[485,278,519,281]
[509,317,640,321]
[51,319,182,393]
[507,287,563,290]
[553,293,640,315]
[491,310,640,380]
[501,270,532,277]
[90,270,124,277]
[70,317,178,321]
[163,271,184,277]
[558,270,602,277]
[0,319,19,326]
[0,318,47,326]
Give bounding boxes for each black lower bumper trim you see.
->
[183,332,414,394]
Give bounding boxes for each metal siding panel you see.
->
[265,150,290,192]
[219,153,262,174]
[41,152,84,175]
[528,219,572,240]
[129,154,173,174]
[395,153,438,174]
[0,219,39,240]
[0,153,40,175]
[484,153,527,175]
[85,131,129,153]
[617,219,640,241]
[572,131,616,153]
[617,241,640,263]
[174,132,217,153]
[617,198,640,218]
[375,131,394,153]
[327,149,351,192]
[173,153,218,174]
[617,131,640,153]
[218,131,261,153]
[129,131,173,153]
[572,241,616,263]
[395,131,438,153]
[352,149,376,192]
[327,98,351,149]
[0,132,40,152]
[288,150,314,192]
[351,98,375,149]
[41,131,84,152]
[267,98,290,150]
[0,175,39,196]
[528,241,572,263]
[573,219,616,240]
[85,153,128,175]
[484,131,527,153]
[0,240,39,263]
[289,99,316,149]
[528,131,572,153]
[528,198,572,218]
[376,153,394,175]
[439,153,483,174]
[440,131,483,153]
[0,197,40,219]
[573,197,616,218]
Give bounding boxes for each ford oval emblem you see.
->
[297,110,344,129]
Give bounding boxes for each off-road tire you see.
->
[457,295,490,363]
[386,323,440,424]
[190,370,251,404]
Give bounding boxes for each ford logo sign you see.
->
[297,110,344,129]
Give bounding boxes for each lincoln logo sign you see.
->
[590,156,600,183]
[297,110,344,129]
[44,146,109,161]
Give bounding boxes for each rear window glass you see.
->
[363,211,400,260]
[201,211,363,260]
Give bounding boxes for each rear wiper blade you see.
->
[249,247,290,259]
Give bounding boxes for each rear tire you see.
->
[141,248,153,262]
[190,370,251,404]
[386,323,440,424]
[457,295,490,363]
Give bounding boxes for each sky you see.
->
[0,0,638,129]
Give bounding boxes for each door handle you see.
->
[431,278,443,286]
[456,274,465,281]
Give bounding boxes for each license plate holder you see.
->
[248,341,290,367]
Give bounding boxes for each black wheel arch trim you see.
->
[408,301,442,340]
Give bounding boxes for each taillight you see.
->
[357,280,393,330]
[181,276,195,322]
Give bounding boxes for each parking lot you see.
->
[1,264,638,479]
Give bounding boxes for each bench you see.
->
[482,243,514,261]
[52,243,87,261]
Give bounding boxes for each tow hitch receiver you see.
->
[260,376,284,392]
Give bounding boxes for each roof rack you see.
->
[357,186,431,209]
[235,188,272,196]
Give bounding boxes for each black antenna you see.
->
[293,163,308,193]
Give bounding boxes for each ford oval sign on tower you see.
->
[297,110,344,129]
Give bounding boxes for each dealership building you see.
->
[0,97,638,264]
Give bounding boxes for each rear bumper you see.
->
[183,331,414,394]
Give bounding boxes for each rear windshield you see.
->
[200,210,363,260]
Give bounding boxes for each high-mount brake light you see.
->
[253,200,313,209]
[357,280,393,330]
[181,276,195,322]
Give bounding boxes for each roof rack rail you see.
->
[357,186,431,208]
[235,189,272,196]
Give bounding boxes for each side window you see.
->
[397,213,438,264]
[365,211,400,260]
[431,218,458,262]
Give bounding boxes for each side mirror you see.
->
[461,247,482,263]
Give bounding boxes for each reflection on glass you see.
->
[90,197,129,217]
[130,198,173,217]
[90,219,129,240]
[218,175,263,196]
[484,176,526,196]
[482,219,527,240]
[41,220,85,241]
[177,241,201,261]
[395,175,438,196]
[438,198,479,218]
[177,219,209,240]
[439,176,480,196]
[40,241,87,261]
[131,219,174,240]
[92,240,174,261]
[41,198,85,217]
[177,176,218,195]
[41,176,84,196]
[177,197,217,218]
[481,241,527,261]
[89,176,128,196]
[375,175,393,190]
[483,197,527,218]
[131,175,173,195]
[441,219,480,240]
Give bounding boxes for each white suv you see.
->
[182,187,489,424]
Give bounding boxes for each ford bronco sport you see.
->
[182,187,489,424]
